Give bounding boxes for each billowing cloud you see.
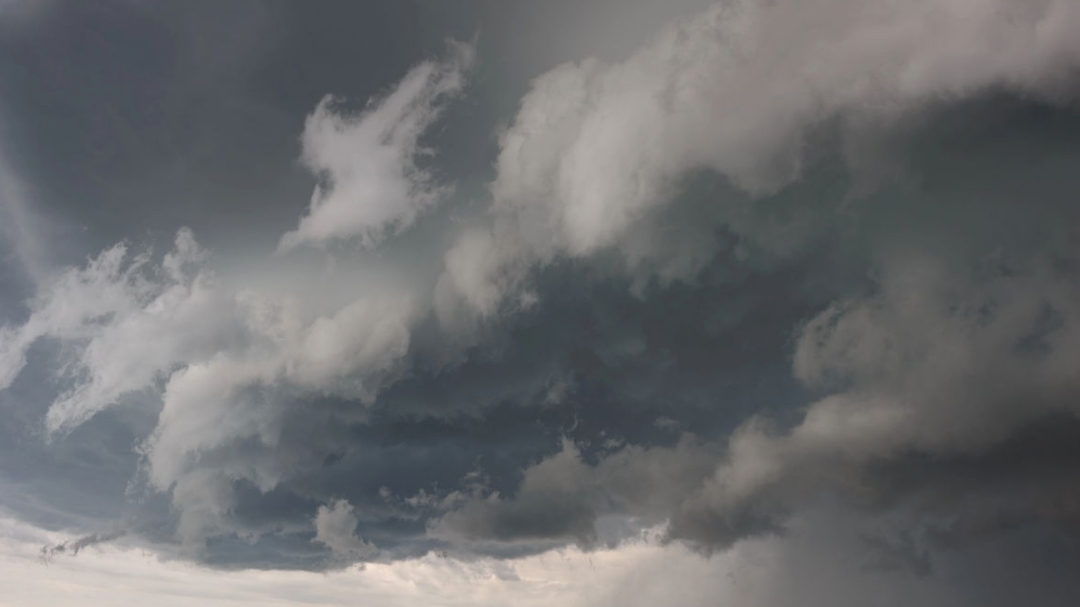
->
[426,0,1080,564]
[3,1,1080,604]
[671,248,1080,547]
[0,229,237,435]
[432,437,716,547]
[437,0,1080,321]
[312,499,375,559]
[0,227,416,551]
[279,39,476,251]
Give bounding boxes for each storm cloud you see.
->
[1,0,1080,605]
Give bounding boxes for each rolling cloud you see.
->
[1,1,1080,605]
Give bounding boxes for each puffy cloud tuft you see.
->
[313,499,376,559]
[279,39,476,252]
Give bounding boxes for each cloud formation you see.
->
[671,249,1080,547]
[312,499,375,559]
[437,0,1080,320]
[279,39,475,251]
[0,229,234,435]
[2,2,1080,604]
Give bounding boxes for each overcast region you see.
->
[1,0,1080,605]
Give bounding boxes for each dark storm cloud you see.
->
[2,3,1080,606]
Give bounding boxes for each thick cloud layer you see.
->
[312,499,374,559]
[438,0,1080,321]
[2,0,1080,604]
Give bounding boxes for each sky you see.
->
[1,0,1079,605]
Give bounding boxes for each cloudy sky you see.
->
[1,0,1080,605]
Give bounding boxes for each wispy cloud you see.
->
[279,39,476,252]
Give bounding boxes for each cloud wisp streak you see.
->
[279,40,476,252]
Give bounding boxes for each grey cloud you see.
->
[280,39,476,252]
[0,224,416,552]
[38,529,127,563]
[0,228,238,435]
[436,0,1080,325]
[2,7,1080,606]
[416,0,1080,557]
[311,499,375,560]
[669,245,1080,549]
[433,437,717,549]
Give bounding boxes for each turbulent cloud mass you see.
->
[1,0,1080,605]
[280,40,476,251]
